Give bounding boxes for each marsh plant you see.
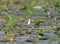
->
[4,13,18,34]
[35,20,40,27]
[50,35,59,41]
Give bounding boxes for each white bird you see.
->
[33,6,43,9]
[27,18,31,25]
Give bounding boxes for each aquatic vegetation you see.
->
[8,18,18,28]
[20,1,32,14]
[4,13,12,21]
[0,0,60,43]
[35,32,43,37]
[50,35,59,41]
[42,29,50,33]
[34,19,41,27]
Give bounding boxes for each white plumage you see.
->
[33,6,43,9]
[27,18,31,25]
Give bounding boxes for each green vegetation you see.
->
[43,29,50,33]
[0,0,60,43]
[35,20,40,27]
[50,35,59,41]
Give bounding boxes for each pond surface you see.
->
[0,4,60,44]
